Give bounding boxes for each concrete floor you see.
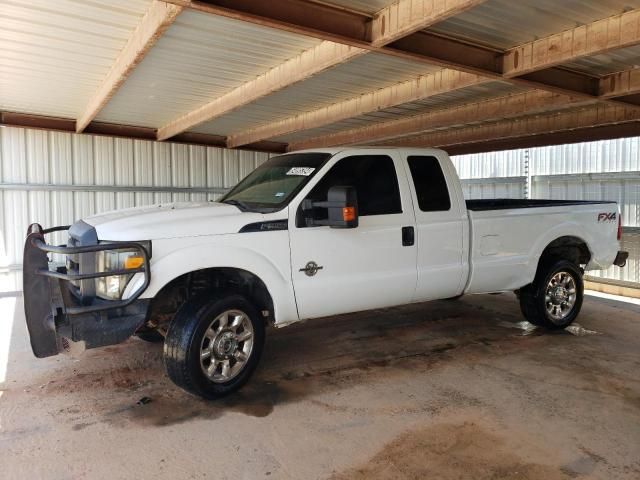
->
[1,292,639,480]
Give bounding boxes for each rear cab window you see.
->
[407,156,451,212]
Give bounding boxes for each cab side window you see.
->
[302,155,402,225]
[407,156,451,212]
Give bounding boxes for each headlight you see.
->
[95,248,146,300]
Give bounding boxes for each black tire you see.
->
[163,293,265,399]
[135,329,165,343]
[519,258,584,329]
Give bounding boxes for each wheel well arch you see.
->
[144,267,275,332]
[539,236,591,269]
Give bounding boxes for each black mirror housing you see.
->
[303,186,358,228]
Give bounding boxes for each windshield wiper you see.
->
[222,199,251,212]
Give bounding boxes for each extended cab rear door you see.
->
[403,152,468,301]
[288,150,417,320]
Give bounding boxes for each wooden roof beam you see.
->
[164,0,371,46]
[167,0,487,47]
[159,1,640,148]
[498,9,640,109]
[157,0,489,141]
[379,103,640,148]
[287,90,591,151]
[369,0,488,46]
[169,2,640,103]
[157,42,364,141]
[444,122,640,156]
[600,67,640,101]
[227,70,489,148]
[76,0,183,133]
[381,8,640,108]
[385,35,622,107]
[168,0,502,77]
[503,9,640,78]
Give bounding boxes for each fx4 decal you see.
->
[598,212,617,222]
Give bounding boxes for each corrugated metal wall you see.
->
[452,137,640,288]
[460,178,526,200]
[0,126,270,268]
[2,127,638,291]
[452,149,525,178]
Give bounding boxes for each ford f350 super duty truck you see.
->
[24,148,629,399]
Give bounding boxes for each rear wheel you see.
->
[163,294,265,399]
[519,259,584,329]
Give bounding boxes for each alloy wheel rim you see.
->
[545,271,577,324]
[199,309,254,383]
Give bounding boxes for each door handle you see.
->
[402,226,415,247]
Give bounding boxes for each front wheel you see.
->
[519,259,584,329]
[163,294,265,399]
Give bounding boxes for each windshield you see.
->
[220,153,332,212]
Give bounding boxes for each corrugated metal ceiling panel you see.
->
[96,10,322,128]
[430,0,640,49]
[0,0,151,119]
[271,81,522,143]
[564,45,640,77]
[190,53,442,137]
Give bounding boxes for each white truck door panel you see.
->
[404,154,467,301]
[289,152,417,320]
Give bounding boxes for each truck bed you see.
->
[464,199,620,295]
[466,199,616,211]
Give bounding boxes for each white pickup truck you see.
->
[24,148,628,399]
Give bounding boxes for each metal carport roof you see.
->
[2,0,640,155]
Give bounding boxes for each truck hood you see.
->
[83,202,274,240]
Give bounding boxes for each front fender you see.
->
[125,233,299,325]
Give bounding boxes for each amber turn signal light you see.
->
[124,255,144,269]
[342,206,356,222]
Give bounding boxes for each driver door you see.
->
[288,151,417,320]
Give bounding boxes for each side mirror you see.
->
[303,186,358,228]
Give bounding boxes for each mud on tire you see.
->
[519,258,584,330]
[163,293,265,399]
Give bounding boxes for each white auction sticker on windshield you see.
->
[286,167,315,176]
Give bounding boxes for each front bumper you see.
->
[614,251,629,268]
[23,223,152,358]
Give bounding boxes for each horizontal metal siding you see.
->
[532,174,640,228]
[0,126,270,267]
[461,180,525,200]
[452,149,525,178]
[530,138,640,175]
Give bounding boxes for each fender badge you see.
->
[299,261,323,277]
